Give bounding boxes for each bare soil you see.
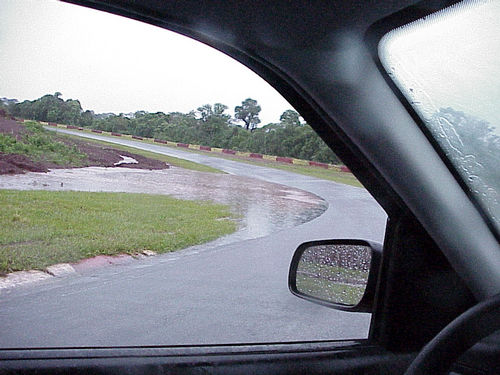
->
[0,154,48,174]
[0,117,168,175]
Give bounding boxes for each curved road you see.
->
[0,129,387,347]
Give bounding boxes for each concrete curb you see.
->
[0,271,52,290]
[0,252,158,291]
[46,263,77,277]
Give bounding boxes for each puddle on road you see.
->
[0,167,327,244]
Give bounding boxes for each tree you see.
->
[197,103,228,122]
[6,91,341,164]
[213,103,228,117]
[80,110,95,127]
[279,109,301,127]
[430,107,499,187]
[197,104,213,123]
[104,114,130,133]
[195,103,230,144]
[234,98,261,131]
[62,99,83,124]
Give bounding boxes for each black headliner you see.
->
[70,0,416,49]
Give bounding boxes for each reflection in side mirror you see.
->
[296,244,371,306]
[289,240,381,312]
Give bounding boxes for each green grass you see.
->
[295,261,369,306]
[1,121,86,166]
[297,261,369,284]
[63,133,224,174]
[0,190,237,273]
[55,126,362,186]
[231,158,362,187]
[129,139,362,187]
[296,274,366,306]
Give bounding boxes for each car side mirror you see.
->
[288,239,382,313]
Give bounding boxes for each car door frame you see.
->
[0,0,495,373]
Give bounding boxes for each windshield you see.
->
[379,0,500,233]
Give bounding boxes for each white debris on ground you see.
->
[113,155,139,166]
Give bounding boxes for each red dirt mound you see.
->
[0,154,48,174]
[0,116,169,175]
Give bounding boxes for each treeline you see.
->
[3,93,340,164]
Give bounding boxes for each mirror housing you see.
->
[288,239,382,313]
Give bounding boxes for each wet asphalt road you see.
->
[0,129,387,347]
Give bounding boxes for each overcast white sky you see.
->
[0,0,293,124]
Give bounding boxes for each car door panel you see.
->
[0,342,414,375]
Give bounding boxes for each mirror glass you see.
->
[295,244,372,306]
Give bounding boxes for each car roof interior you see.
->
[1,0,499,374]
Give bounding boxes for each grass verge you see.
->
[228,157,362,187]
[0,190,237,273]
[149,146,362,187]
[296,275,365,305]
[60,127,361,186]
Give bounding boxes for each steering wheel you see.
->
[404,292,500,375]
